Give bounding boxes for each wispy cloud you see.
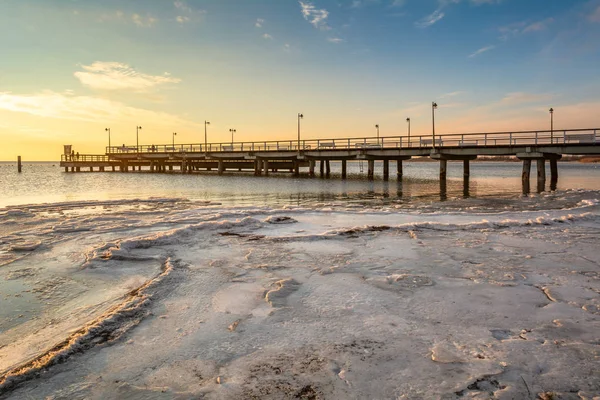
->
[176,16,190,24]
[499,18,553,39]
[591,6,600,22]
[415,8,445,28]
[132,14,158,27]
[299,1,330,30]
[0,91,197,127]
[390,0,406,7]
[255,18,264,28]
[523,18,554,33]
[440,91,465,98]
[283,43,291,52]
[468,45,495,58]
[328,37,344,43]
[501,92,554,105]
[74,62,181,92]
[174,1,192,13]
[263,33,273,39]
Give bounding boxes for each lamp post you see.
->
[549,108,554,143]
[136,126,142,153]
[406,118,410,146]
[105,128,111,151]
[229,128,236,145]
[432,102,438,149]
[375,124,379,142]
[172,132,177,150]
[204,120,210,152]
[297,113,303,151]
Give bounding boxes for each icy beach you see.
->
[1,190,599,399]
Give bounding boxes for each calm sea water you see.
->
[1,161,599,207]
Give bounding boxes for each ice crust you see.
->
[0,193,599,398]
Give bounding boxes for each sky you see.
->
[0,0,599,160]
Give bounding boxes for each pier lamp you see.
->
[172,132,177,150]
[297,113,304,151]
[406,118,411,147]
[375,124,380,141]
[229,128,236,145]
[549,108,554,143]
[204,121,210,152]
[136,126,142,153]
[432,102,438,149]
[105,128,111,151]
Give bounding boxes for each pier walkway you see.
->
[60,128,599,193]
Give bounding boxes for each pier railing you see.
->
[61,154,110,162]
[106,128,598,154]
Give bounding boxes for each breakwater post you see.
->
[18,156,22,173]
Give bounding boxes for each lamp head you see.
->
[137,126,142,129]
[298,113,303,119]
[406,118,410,122]
[105,128,109,131]
[375,124,379,129]
[206,121,210,125]
[549,108,554,113]
[432,102,438,109]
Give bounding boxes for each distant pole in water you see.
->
[297,113,304,151]
[406,117,411,147]
[432,102,438,149]
[549,108,554,144]
[204,121,210,153]
[18,156,22,173]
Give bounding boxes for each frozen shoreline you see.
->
[1,193,599,398]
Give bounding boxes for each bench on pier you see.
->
[420,138,443,147]
[458,140,478,147]
[222,145,234,151]
[564,133,596,144]
[318,142,336,149]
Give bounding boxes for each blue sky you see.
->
[0,0,599,159]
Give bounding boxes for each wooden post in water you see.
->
[550,159,558,190]
[463,160,470,178]
[383,160,389,181]
[325,160,331,177]
[293,160,300,177]
[17,156,22,173]
[309,160,316,177]
[341,160,347,179]
[319,160,325,178]
[537,159,546,193]
[397,160,403,179]
[522,159,531,194]
[439,159,447,181]
[263,160,269,176]
[218,160,224,175]
[367,159,375,180]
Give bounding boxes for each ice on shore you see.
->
[0,193,599,398]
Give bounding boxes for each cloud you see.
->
[255,18,264,28]
[499,18,553,39]
[415,8,445,28]
[176,16,190,24]
[174,0,192,13]
[0,91,197,128]
[523,18,554,33]
[284,43,291,52]
[328,37,344,43]
[74,62,181,92]
[263,33,273,39]
[132,14,158,27]
[299,1,330,30]
[390,0,406,7]
[468,45,495,58]
[591,6,600,22]
[440,91,465,98]
[501,92,554,105]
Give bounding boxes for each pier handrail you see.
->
[105,128,598,154]
[61,154,110,162]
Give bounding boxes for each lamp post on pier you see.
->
[136,126,142,154]
[229,128,236,145]
[432,102,438,149]
[406,118,410,147]
[105,128,111,151]
[549,108,554,143]
[204,121,210,153]
[375,124,379,143]
[172,132,177,150]
[297,113,303,151]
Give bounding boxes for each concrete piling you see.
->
[522,159,531,194]
[439,159,447,181]
[367,160,375,180]
[17,156,22,173]
[397,160,403,179]
[341,160,347,179]
[383,160,389,181]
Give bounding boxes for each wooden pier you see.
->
[60,128,599,194]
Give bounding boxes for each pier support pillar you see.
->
[71,167,75,172]
[218,160,224,175]
[169,165,173,171]
[112,166,115,172]
[439,159,447,181]
[319,160,325,178]
[100,166,105,172]
[309,160,316,177]
[17,156,22,173]
[76,166,81,172]
[463,160,470,178]
[522,160,531,194]
[367,160,375,180]
[383,160,389,181]
[341,160,347,179]
[397,160,403,179]
[325,160,331,177]
[537,159,546,193]
[264,160,269,176]
[150,161,154,172]
[293,160,300,177]
[550,159,558,190]
[89,167,93,172]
